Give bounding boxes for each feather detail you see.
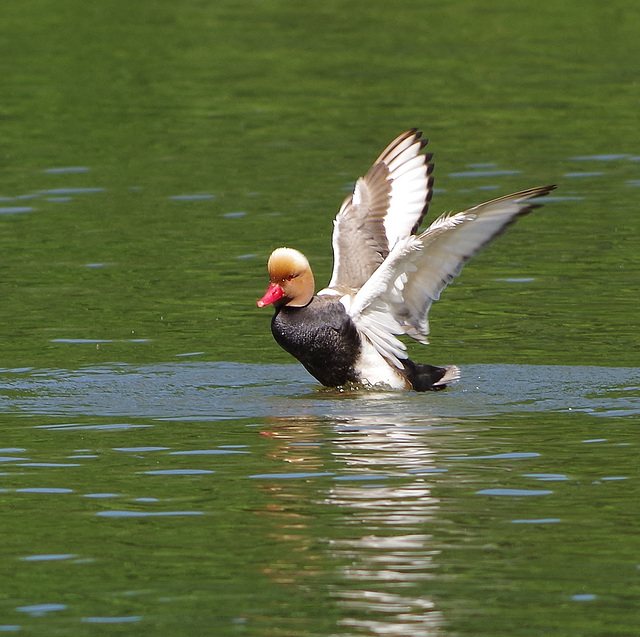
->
[327,130,432,292]
[346,184,556,367]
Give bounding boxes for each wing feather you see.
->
[348,185,556,366]
[326,130,432,293]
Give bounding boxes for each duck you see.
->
[257,129,555,391]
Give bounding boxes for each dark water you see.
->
[1,0,639,634]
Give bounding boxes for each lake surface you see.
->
[1,0,639,635]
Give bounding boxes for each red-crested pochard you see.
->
[258,129,555,391]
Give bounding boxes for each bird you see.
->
[257,129,555,391]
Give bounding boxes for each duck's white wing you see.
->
[347,185,556,367]
[323,129,433,294]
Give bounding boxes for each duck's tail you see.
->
[403,360,460,392]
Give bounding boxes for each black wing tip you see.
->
[518,184,558,212]
[532,184,557,197]
[481,184,558,209]
[408,129,429,147]
[399,128,420,143]
[425,161,435,177]
[425,175,435,198]
[507,185,558,220]
[405,128,429,145]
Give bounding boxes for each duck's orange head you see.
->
[257,247,315,308]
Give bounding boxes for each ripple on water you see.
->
[43,167,90,173]
[34,423,151,431]
[16,603,67,616]
[16,488,74,494]
[563,172,604,178]
[249,472,335,479]
[37,188,105,195]
[169,194,215,201]
[523,473,569,481]
[571,154,630,161]
[477,488,553,496]
[448,452,540,460]
[18,462,81,468]
[0,207,34,214]
[113,446,170,452]
[449,169,522,178]
[333,475,389,481]
[20,554,78,562]
[169,449,250,455]
[81,616,142,624]
[96,510,204,518]
[143,469,215,475]
[50,338,113,344]
[543,196,585,202]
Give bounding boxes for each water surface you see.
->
[1,0,639,634]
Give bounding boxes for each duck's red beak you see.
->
[257,283,284,307]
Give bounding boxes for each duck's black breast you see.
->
[271,295,361,387]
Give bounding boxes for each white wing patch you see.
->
[327,130,432,292]
[347,236,421,367]
[346,185,556,368]
[381,139,432,251]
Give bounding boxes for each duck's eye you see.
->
[284,275,294,282]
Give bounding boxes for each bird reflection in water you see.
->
[253,412,455,635]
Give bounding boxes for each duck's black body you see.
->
[271,295,451,391]
[271,296,361,387]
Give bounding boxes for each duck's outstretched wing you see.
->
[324,129,433,294]
[347,185,557,367]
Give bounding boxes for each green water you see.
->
[1,0,639,634]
